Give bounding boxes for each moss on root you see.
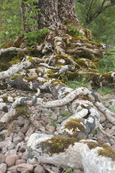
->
[44,136,78,154]
[55,54,77,64]
[27,56,35,64]
[15,105,29,117]
[2,96,8,103]
[51,79,65,87]
[14,37,24,48]
[26,76,37,81]
[66,70,114,87]
[86,141,115,161]
[78,52,95,60]
[9,59,21,66]
[66,71,80,80]
[11,74,20,80]
[46,69,59,78]
[60,74,68,83]
[64,118,85,137]
[2,41,14,48]
[76,58,96,69]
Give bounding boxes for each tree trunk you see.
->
[23,0,79,31]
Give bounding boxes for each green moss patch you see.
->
[15,105,29,117]
[14,36,24,48]
[44,136,78,154]
[9,59,21,66]
[26,76,37,81]
[55,54,76,63]
[51,79,65,87]
[86,141,115,161]
[76,58,96,69]
[46,69,59,78]
[2,96,8,103]
[27,56,35,64]
[11,74,20,80]
[66,71,80,80]
[64,118,85,137]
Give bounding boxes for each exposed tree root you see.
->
[0,47,29,56]
[26,132,115,173]
[95,102,115,125]
[0,32,115,172]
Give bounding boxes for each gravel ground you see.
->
[0,88,115,173]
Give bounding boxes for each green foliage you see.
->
[98,48,115,73]
[61,111,73,118]
[64,168,73,173]
[49,121,57,128]
[97,87,115,96]
[67,78,90,89]
[23,28,49,46]
[109,106,115,113]
[19,0,49,45]
[67,24,83,37]
[87,6,115,44]
[23,0,42,31]
[0,0,49,46]
[75,1,115,44]
[66,81,77,89]
[67,76,115,96]
[0,0,22,44]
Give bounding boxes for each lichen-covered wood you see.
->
[26,132,115,173]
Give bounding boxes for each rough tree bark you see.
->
[0,0,115,172]
[37,0,79,30]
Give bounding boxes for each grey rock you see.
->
[45,124,55,133]
[100,114,106,123]
[5,155,17,167]
[13,136,22,144]
[50,113,58,121]
[0,163,7,173]
[0,154,6,163]
[57,116,63,123]
[112,126,115,130]
[34,165,45,173]
[16,159,26,165]
[105,123,113,128]
[74,170,83,173]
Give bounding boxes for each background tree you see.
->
[76,0,115,26]
[76,0,115,44]
[0,0,22,44]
